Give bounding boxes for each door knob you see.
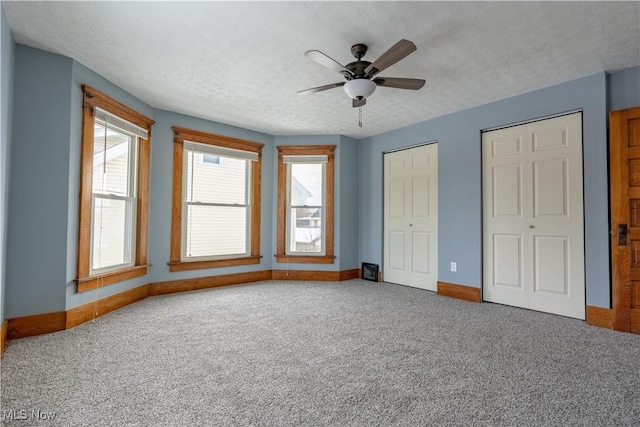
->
[528,224,534,229]
[409,224,413,227]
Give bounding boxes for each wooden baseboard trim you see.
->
[6,268,363,340]
[66,285,150,329]
[149,270,272,296]
[1,320,8,354]
[340,268,360,281]
[437,281,481,303]
[272,269,357,281]
[8,311,67,339]
[7,285,151,339]
[586,305,613,329]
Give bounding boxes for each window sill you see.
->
[274,254,335,264]
[76,264,150,293]
[168,256,261,272]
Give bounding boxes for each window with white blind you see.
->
[276,145,335,264]
[91,114,138,272]
[285,158,326,254]
[182,142,256,260]
[170,127,263,272]
[76,85,154,292]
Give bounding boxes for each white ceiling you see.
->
[3,1,640,139]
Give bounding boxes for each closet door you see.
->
[610,106,640,333]
[384,143,438,291]
[483,113,585,319]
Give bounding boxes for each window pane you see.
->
[92,197,132,270]
[289,207,322,253]
[203,154,220,164]
[291,163,323,206]
[93,121,133,196]
[186,205,247,257]
[186,151,246,204]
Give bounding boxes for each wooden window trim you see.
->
[76,85,154,293]
[276,145,335,264]
[170,127,263,272]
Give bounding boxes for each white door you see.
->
[384,143,438,291]
[483,112,585,319]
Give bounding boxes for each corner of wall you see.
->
[0,4,16,324]
[6,45,73,318]
[607,66,640,112]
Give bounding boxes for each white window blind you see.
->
[283,154,328,163]
[94,107,149,139]
[182,142,251,260]
[184,141,258,162]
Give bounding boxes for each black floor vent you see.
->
[361,263,379,282]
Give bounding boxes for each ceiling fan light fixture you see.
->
[343,79,376,100]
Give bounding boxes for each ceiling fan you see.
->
[297,39,426,108]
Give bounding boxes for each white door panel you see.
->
[389,179,405,217]
[492,164,523,217]
[384,144,438,291]
[412,232,431,274]
[533,159,568,217]
[388,231,406,270]
[412,175,431,217]
[483,113,584,319]
[533,236,569,295]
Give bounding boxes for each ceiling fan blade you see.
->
[297,82,345,95]
[365,39,417,77]
[305,50,353,77]
[374,77,425,90]
[353,98,366,108]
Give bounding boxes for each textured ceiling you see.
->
[3,1,640,139]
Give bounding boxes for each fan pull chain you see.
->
[359,106,363,128]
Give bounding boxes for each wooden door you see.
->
[610,106,640,334]
[384,144,438,290]
[483,112,585,319]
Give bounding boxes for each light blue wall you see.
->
[359,73,610,308]
[608,66,640,112]
[148,109,274,283]
[339,135,360,270]
[0,6,15,323]
[6,45,73,317]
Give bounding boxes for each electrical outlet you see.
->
[450,262,457,272]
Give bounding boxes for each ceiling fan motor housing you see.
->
[351,43,368,60]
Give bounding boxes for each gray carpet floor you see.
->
[2,279,640,426]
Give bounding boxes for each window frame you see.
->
[76,85,154,293]
[169,126,263,272]
[276,145,335,264]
